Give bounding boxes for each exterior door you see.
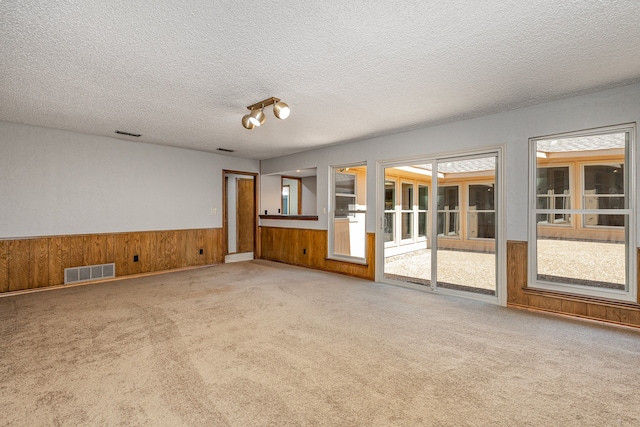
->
[379,150,502,303]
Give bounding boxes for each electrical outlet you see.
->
[199,248,204,255]
[211,207,217,215]
[303,248,306,255]
[133,255,139,262]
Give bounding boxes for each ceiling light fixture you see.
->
[242,97,290,130]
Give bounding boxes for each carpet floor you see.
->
[1,260,639,426]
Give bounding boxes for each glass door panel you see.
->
[383,164,432,286]
[436,155,497,295]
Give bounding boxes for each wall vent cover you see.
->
[115,130,141,137]
[64,263,115,284]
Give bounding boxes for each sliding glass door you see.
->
[381,151,500,300]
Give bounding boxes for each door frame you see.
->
[222,170,259,260]
[375,146,506,306]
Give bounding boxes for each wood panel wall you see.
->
[0,228,223,294]
[260,227,375,280]
[507,240,640,328]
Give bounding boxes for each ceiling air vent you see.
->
[217,148,235,153]
[115,130,141,137]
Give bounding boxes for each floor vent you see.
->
[64,263,115,284]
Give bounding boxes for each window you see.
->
[401,182,414,241]
[583,164,625,227]
[437,185,460,237]
[536,166,571,225]
[335,172,356,219]
[468,183,495,239]
[530,124,635,301]
[330,164,367,261]
[382,173,429,249]
[418,185,428,238]
[384,180,396,243]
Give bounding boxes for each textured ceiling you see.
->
[2,1,640,160]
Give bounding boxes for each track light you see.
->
[241,115,255,130]
[242,97,290,130]
[273,101,290,119]
[249,108,265,127]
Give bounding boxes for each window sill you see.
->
[259,215,318,221]
[523,286,639,308]
[326,256,368,266]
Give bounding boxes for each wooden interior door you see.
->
[236,178,255,253]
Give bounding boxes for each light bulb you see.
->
[249,109,266,126]
[273,101,290,120]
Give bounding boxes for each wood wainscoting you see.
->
[0,228,223,294]
[507,240,640,328]
[260,226,375,280]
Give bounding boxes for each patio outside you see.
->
[384,239,626,293]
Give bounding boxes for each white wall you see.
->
[260,174,282,215]
[261,83,640,241]
[6,83,638,241]
[0,121,259,238]
[260,174,318,216]
[301,176,317,215]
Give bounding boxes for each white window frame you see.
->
[437,184,461,238]
[329,163,367,264]
[335,171,357,220]
[417,183,429,241]
[528,123,636,302]
[400,180,416,244]
[384,179,397,247]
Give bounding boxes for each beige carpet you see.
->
[1,260,639,426]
